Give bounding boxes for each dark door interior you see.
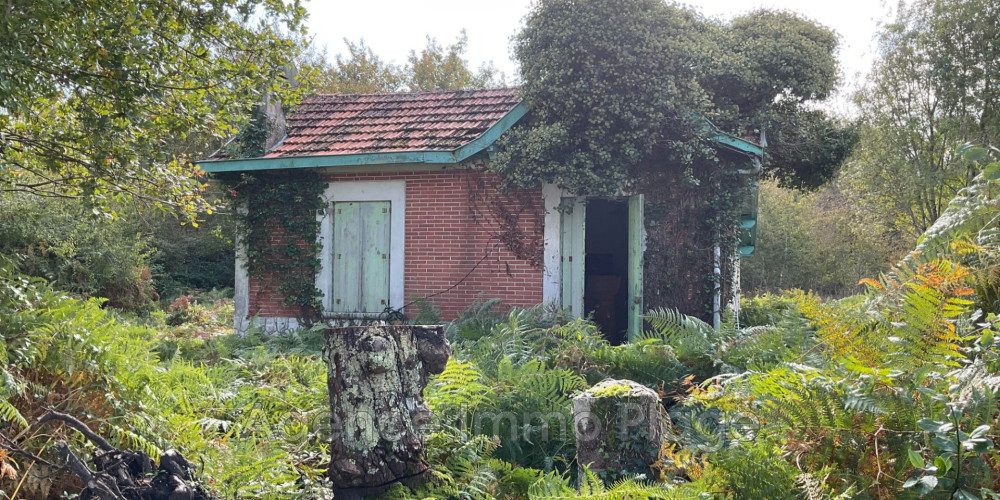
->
[584,199,629,345]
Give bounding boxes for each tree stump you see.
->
[322,325,450,499]
[572,379,666,484]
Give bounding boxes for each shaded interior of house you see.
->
[584,199,630,345]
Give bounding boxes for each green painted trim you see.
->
[199,151,456,172]
[453,102,528,162]
[198,101,530,173]
[690,113,765,158]
[712,132,765,157]
[627,194,645,341]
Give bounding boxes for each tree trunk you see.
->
[573,379,666,484]
[323,325,450,499]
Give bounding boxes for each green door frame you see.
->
[559,197,586,315]
[627,194,644,341]
[560,195,645,341]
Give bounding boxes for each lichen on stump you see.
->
[323,325,450,499]
[573,379,667,484]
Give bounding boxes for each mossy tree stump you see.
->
[323,325,450,499]
[572,379,666,484]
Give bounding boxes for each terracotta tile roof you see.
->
[264,88,521,158]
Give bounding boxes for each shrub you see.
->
[143,211,235,302]
[0,194,158,311]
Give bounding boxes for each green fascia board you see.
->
[198,102,530,173]
[689,113,765,158]
[451,101,529,161]
[712,132,764,157]
[198,150,457,173]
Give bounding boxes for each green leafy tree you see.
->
[741,181,899,297]
[310,31,503,95]
[406,30,503,92]
[842,0,1000,238]
[709,10,856,190]
[310,39,404,93]
[0,0,308,220]
[495,0,713,194]
[495,2,851,195]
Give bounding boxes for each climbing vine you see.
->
[223,103,273,160]
[637,152,752,321]
[466,167,545,267]
[222,170,326,319]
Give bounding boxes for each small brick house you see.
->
[200,88,762,341]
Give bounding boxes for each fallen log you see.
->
[24,411,215,500]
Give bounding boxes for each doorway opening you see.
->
[584,199,629,345]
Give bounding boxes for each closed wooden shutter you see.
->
[331,201,391,314]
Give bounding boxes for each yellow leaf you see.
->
[858,278,882,290]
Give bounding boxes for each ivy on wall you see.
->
[219,103,327,320]
[638,154,751,321]
[222,170,326,320]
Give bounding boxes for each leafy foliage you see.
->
[495,0,848,195]
[0,194,159,311]
[0,0,309,220]
[309,31,503,94]
[741,180,900,297]
[495,0,713,195]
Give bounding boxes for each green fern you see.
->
[0,398,27,429]
[527,468,687,499]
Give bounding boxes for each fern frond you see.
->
[528,468,679,499]
[0,399,27,429]
[104,423,163,460]
[642,308,714,342]
[908,173,999,263]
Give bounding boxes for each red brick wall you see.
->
[247,169,544,321]
[246,219,316,320]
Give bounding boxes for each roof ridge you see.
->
[308,87,519,98]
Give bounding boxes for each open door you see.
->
[627,194,644,341]
[559,195,643,342]
[559,197,585,315]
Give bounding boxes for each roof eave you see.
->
[197,101,530,173]
[712,132,765,157]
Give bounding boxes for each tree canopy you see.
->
[493,0,853,194]
[0,0,308,220]
[310,31,503,94]
[841,0,1000,237]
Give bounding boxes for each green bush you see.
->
[737,292,801,327]
[0,194,158,311]
[142,211,234,302]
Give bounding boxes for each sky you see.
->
[305,0,902,115]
